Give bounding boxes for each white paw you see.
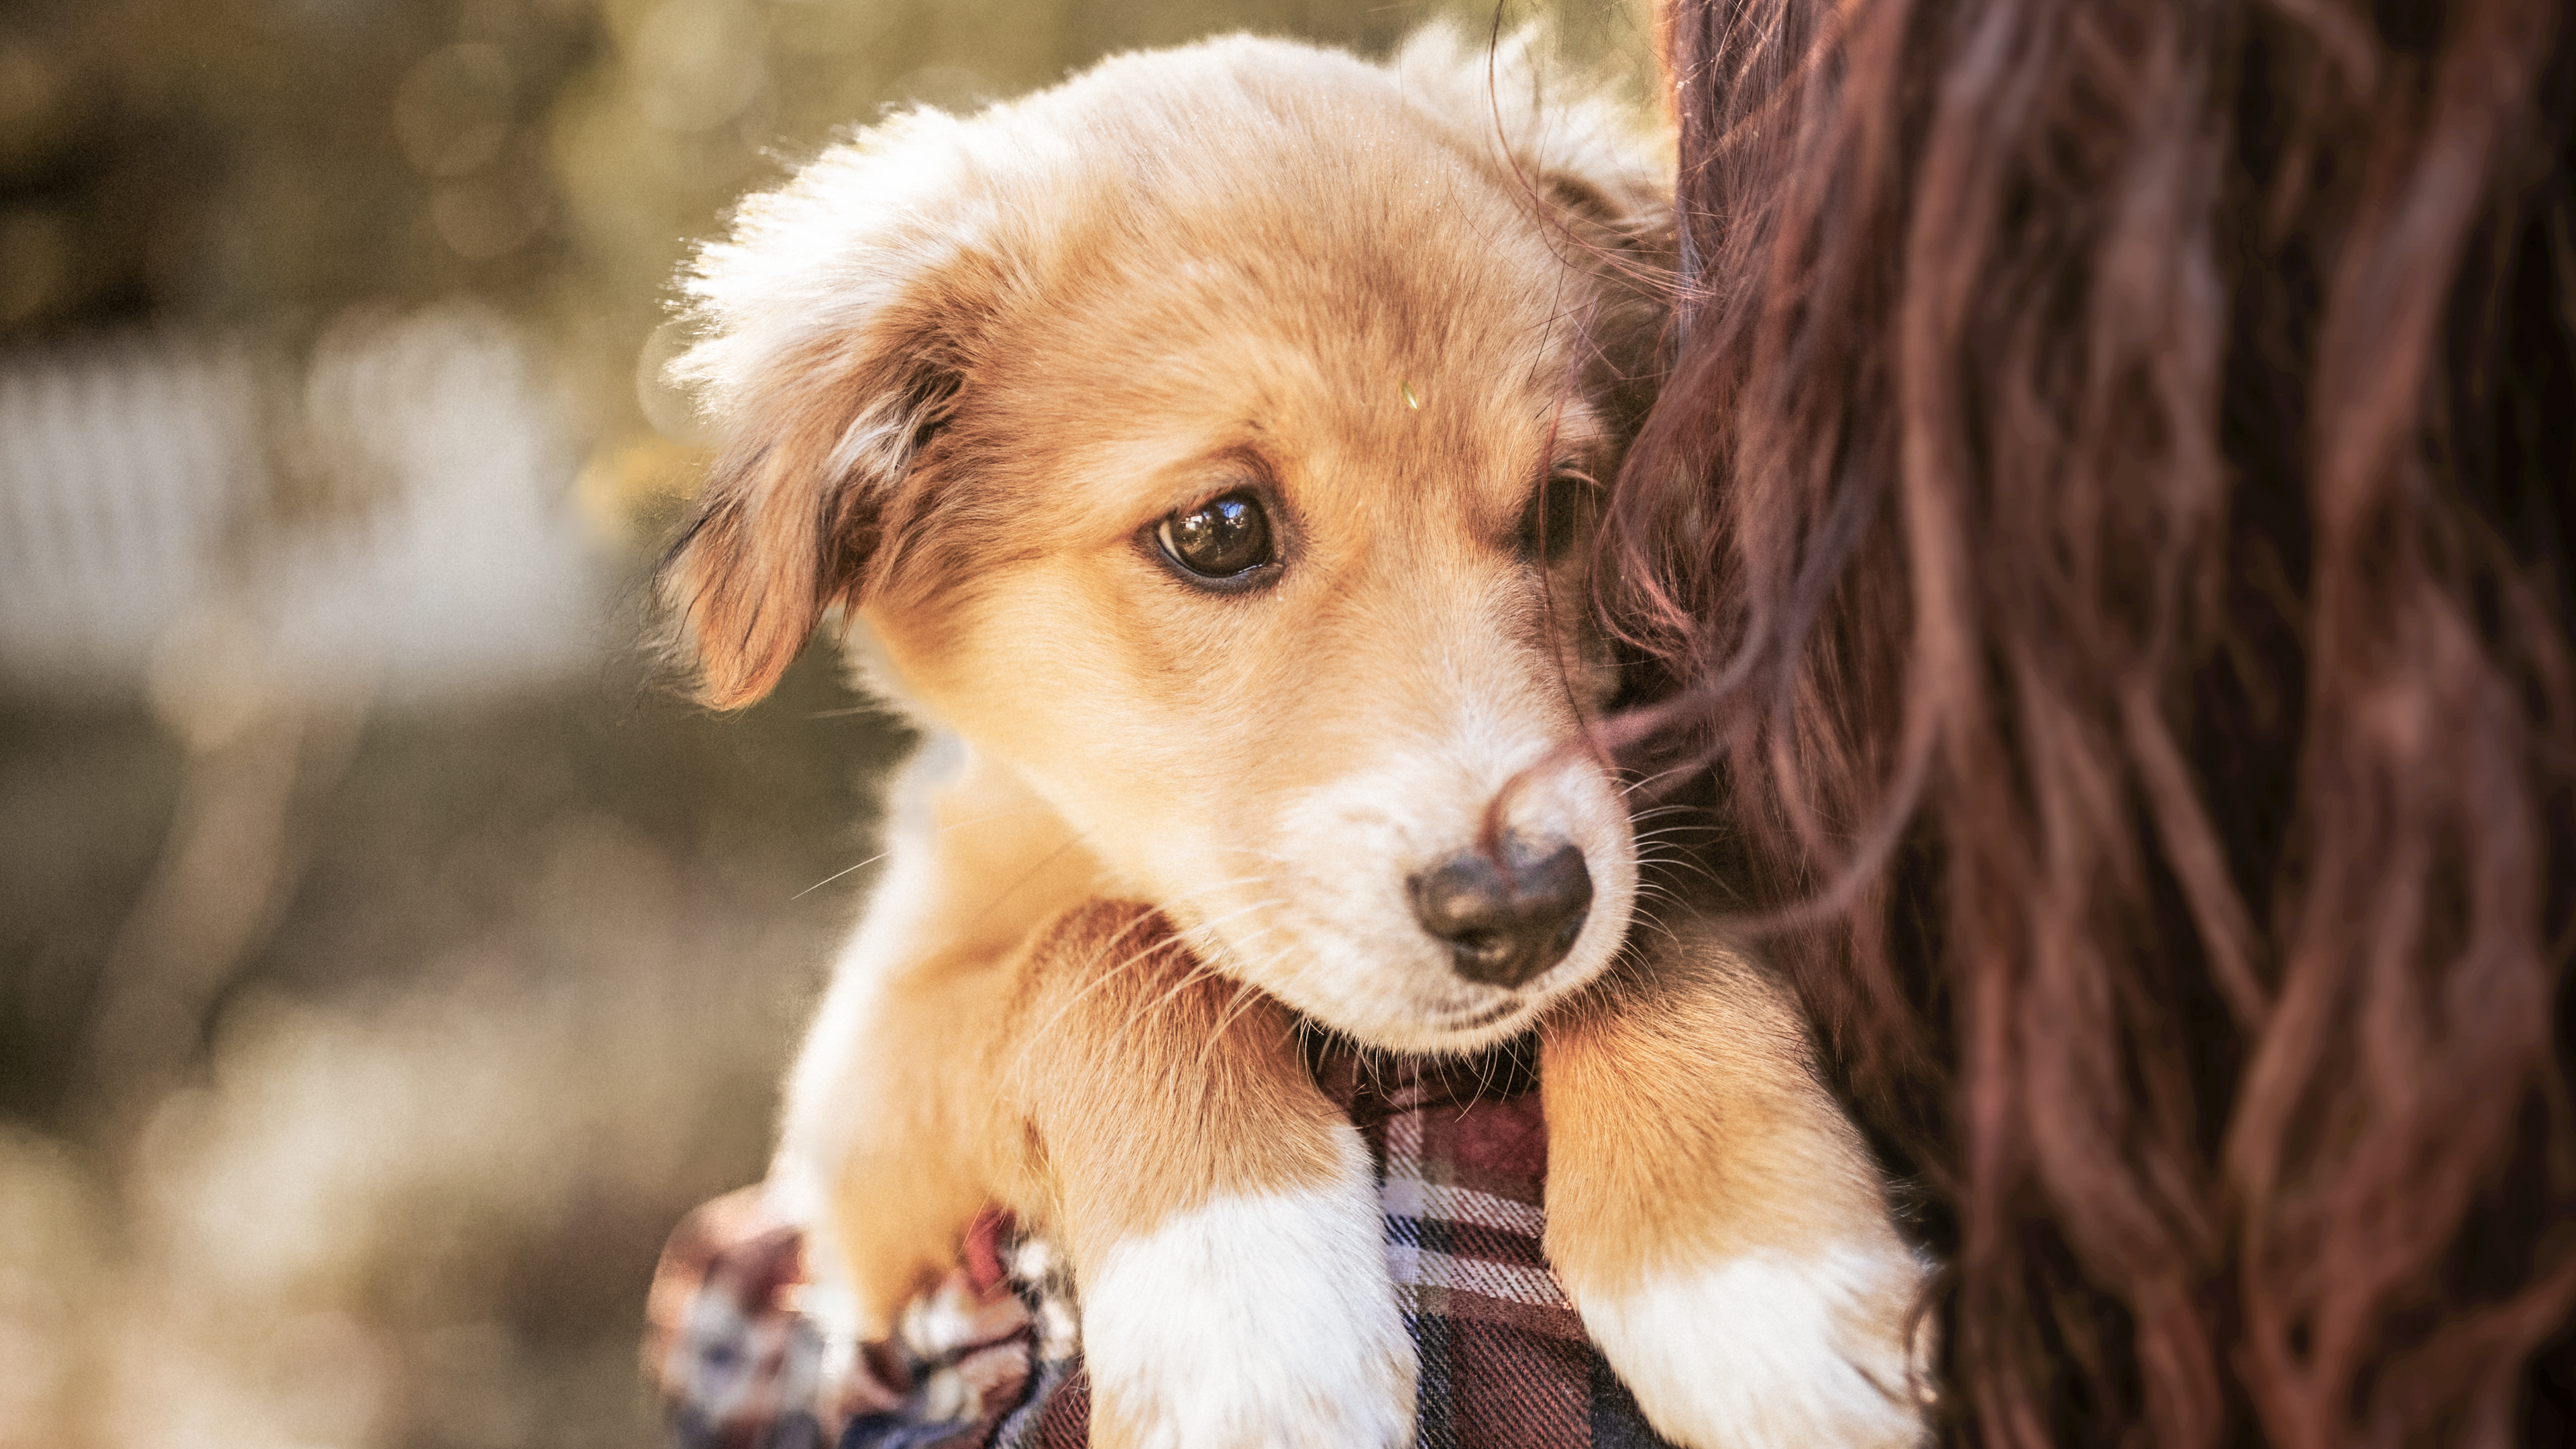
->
[1578,1242,1930,1449]
[1079,1128,1413,1448]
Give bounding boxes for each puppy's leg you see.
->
[1543,930,1929,1449]
[772,735,1104,1346]
[992,902,1412,1449]
[784,940,1024,1343]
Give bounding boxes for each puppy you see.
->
[658,29,1927,1449]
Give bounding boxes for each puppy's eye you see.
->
[1518,471,1595,564]
[1156,492,1276,582]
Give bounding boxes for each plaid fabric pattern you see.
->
[645,1036,1679,1448]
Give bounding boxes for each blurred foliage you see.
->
[0,645,908,1449]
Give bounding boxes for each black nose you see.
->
[1407,837,1594,988]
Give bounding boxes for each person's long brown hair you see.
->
[1607,0,2576,1442]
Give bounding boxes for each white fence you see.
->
[0,307,600,710]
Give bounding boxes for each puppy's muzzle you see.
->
[1408,836,1593,989]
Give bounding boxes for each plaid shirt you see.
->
[645,1036,1679,1448]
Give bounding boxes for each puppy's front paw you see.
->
[1578,1242,1930,1449]
[1079,1128,1413,1449]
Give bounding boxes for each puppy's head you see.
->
[663,30,1672,1052]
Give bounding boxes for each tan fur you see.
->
[819,896,1352,1326]
[1541,926,1921,1330]
[663,28,1927,1446]
[1543,920,1895,1280]
[997,906,1357,1261]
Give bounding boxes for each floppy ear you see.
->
[654,112,1002,709]
[655,304,968,709]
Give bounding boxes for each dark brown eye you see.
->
[1157,492,1275,582]
[1518,472,1593,563]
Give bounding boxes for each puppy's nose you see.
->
[1408,837,1593,989]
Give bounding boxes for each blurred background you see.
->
[0,1,1656,1446]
